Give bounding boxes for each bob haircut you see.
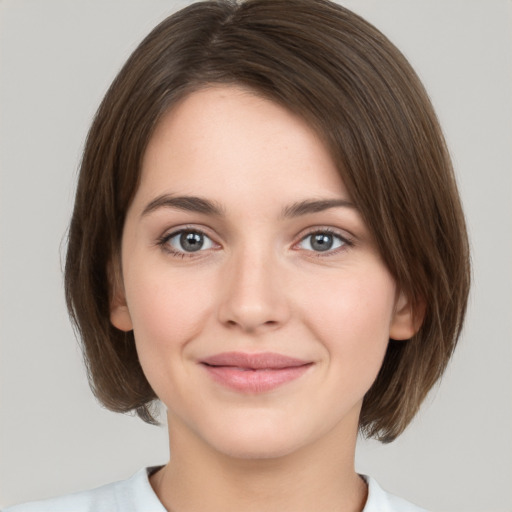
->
[65,0,470,443]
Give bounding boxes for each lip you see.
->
[200,352,313,393]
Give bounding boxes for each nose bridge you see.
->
[218,239,289,332]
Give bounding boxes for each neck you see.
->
[151,409,367,512]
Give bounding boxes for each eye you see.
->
[163,229,216,254]
[297,230,348,253]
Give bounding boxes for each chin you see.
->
[213,436,303,461]
[201,415,318,461]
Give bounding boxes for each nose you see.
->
[217,246,291,333]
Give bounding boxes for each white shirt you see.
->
[4,467,428,512]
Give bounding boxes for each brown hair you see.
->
[65,0,470,442]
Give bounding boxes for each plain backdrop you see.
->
[1,1,511,511]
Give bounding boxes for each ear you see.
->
[389,290,425,341]
[108,259,133,332]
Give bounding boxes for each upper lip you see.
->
[200,352,311,370]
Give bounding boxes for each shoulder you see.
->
[362,475,429,512]
[3,467,166,512]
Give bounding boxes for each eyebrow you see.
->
[141,194,225,217]
[141,195,356,218]
[281,198,356,218]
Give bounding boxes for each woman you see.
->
[5,1,470,510]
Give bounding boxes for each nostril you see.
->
[217,282,291,331]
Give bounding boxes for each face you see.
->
[111,86,416,459]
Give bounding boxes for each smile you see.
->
[200,352,313,393]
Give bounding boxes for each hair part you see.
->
[65,0,470,442]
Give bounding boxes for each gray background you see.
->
[1,1,511,510]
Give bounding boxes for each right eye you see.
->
[161,229,216,254]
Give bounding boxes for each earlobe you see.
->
[389,291,425,341]
[111,302,134,332]
[109,260,133,332]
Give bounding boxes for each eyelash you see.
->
[156,227,218,259]
[296,228,353,257]
[156,227,354,259]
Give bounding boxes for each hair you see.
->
[65,0,470,443]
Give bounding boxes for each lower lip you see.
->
[201,364,312,393]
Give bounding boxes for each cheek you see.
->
[299,265,396,375]
[123,264,219,404]
[124,265,216,353]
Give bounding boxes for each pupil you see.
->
[180,231,203,252]
[311,233,333,251]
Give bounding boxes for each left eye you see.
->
[297,231,346,252]
[166,230,216,253]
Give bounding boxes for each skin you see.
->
[111,85,417,512]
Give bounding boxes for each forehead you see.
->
[136,85,349,212]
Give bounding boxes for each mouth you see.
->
[199,352,313,393]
